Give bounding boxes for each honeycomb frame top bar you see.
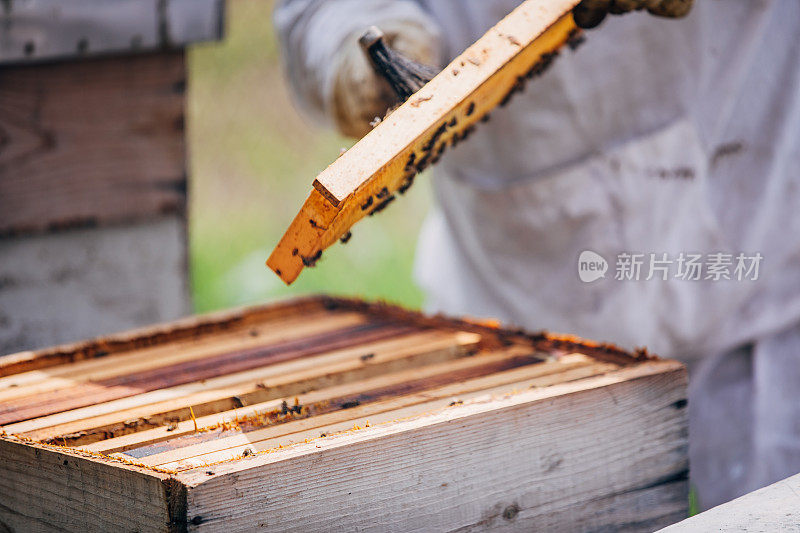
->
[267,0,582,284]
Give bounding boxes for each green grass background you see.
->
[188,0,431,313]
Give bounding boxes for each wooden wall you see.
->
[0,51,187,236]
[0,51,192,353]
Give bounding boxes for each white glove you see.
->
[330,19,440,138]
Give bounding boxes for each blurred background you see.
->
[188,0,431,313]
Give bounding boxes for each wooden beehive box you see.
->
[0,297,688,532]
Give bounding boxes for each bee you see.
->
[398,174,415,194]
[430,142,447,165]
[567,29,586,51]
[405,152,416,171]
[368,195,396,216]
[415,153,431,172]
[300,250,322,267]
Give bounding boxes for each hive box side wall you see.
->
[0,50,193,354]
[0,438,184,533]
[0,51,187,237]
[181,362,688,532]
[0,217,191,355]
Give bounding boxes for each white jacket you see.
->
[274,0,800,361]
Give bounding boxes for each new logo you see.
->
[578,250,608,283]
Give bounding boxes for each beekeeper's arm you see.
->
[273,0,443,138]
[273,0,693,138]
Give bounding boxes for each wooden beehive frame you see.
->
[0,297,688,532]
[267,0,583,284]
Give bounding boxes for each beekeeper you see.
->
[274,0,800,510]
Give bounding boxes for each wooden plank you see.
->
[175,362,687,532]
[0,216,192,356]
[124,348,569,463]
[0,318,408,425]
[0,51,187,237]
[659,473,800,532]
[0,310,363,403]
[314,1,579,204]
[90,346,555,457]
[149,355,616,470]
[79,331,487,454]
[0,295,330,377]
[0,437,179,532]
[0,0,223,63]
[0,295,649,377]
[13,330,480,443]
[266,0,582,284]
[265,188,340,282]
[317,297,657,366]
[157,362,618,472]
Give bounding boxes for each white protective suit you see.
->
[274,0,800,510]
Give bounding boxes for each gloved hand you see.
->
[574,0,693,29]
[331,20,440,138]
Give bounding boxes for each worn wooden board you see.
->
[178,362,688,532]
[127,351,598,469]
[0,311,363,402]
[0,318,408,426]
[0,437,180,532]
[43,331,481,448]
[0,296,687,532]
[81,333,501,455]
[0,51,186,237]
[659,472,800,532]
[0,216,191,355]
[0,297,329,378]
[153,358,619,472]
[0,0,223,64]
[267,0,583,284]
